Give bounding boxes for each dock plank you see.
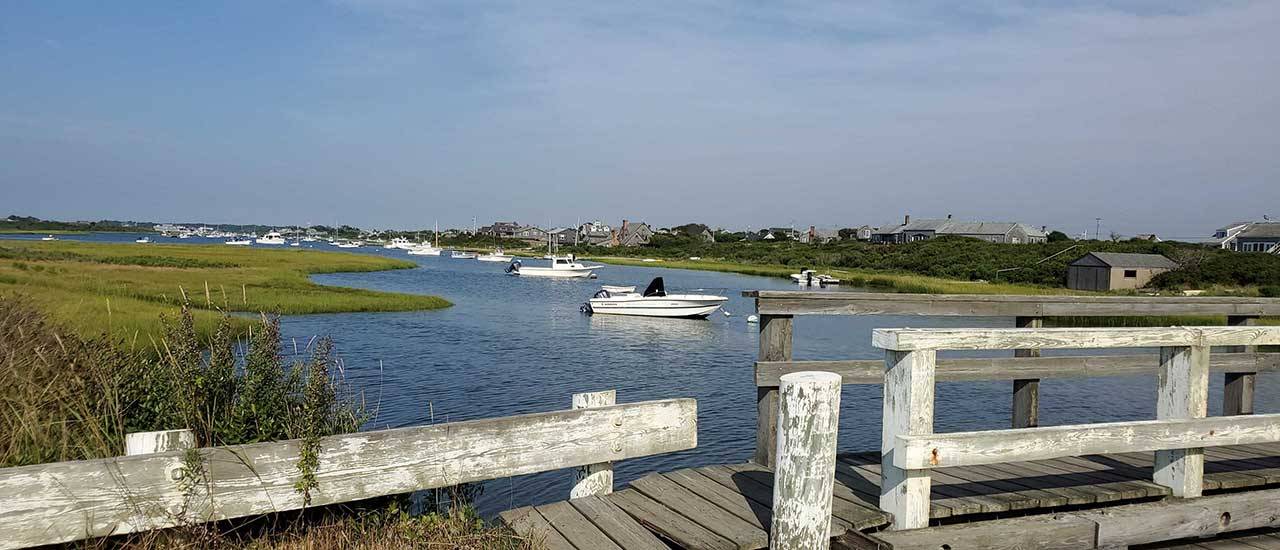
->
[499,506,576,550]
[567,496,668,550]
[538,500,624,550]
[607,488,738,550]
[628,473,767,549]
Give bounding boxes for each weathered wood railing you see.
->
[0,395,697,549]
[746,290,1280,469]
[872,326,1280,530]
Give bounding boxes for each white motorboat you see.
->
[225,238,252,246]
[256,231,287,245]
[382,237,416,250]
[407,244,442,255]
[40,235,57,241]
[791,269,841,286]
[476,248,513,262]
[135,237,152,243]
[505,255,601,278]
[583,278,728,318]
[451,250,478,259]
[336,241,362,248]
[600,285,636,294]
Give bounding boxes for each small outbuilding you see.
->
[1067,252,1178,291]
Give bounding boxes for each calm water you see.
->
[6,232,1278,514]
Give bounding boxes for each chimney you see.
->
[904,214,911,225]
[1042,226,1047,233]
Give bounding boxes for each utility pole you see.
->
[1094,218,1102,240]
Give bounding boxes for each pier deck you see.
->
[499,443,1280,549]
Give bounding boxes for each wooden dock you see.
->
[501,293,1280,549]
[501,444,1280,549]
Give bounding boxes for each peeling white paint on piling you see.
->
[771,371,841,549]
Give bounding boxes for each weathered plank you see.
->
[629,472,768,549]
[1154,346,1209,497]
[881,349,936,530]
[571,390,617,498]
[567,496,668,550]
[866,512,1099,550]
[125,429,195,456]
[0,398,697,549]
[873,327,1280,352]
[773,371,842,549]
[538,500,624,550]
[895,413,1280,469]
[1084,486,1280,547]
[607,488,738,550]
[755,314,793,469]
[754,353,1280,386]
[746,291,1280,317]
[721,461,886,530]
[499,506,575,550]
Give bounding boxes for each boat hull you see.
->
[587,296,727,318]
[476,255,513,262]
[512,267,594,278]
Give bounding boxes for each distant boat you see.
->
[336,241,361,248]
[476,249,513,262]
[40,235,57,241]
[256,231,287,245]
[505,255,601,278]
[451,250,478,259]
[791,269,840,286]
[383,237,414,250]
[408,221,444,256]
[135,237,152,243]
[225,238,252,246]
[290,240,301,247]
[302,236,318,242]
[583,277,728,318]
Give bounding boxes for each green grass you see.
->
[0,229,89,234]
[587,256,1080,295]
[0,240,450,338]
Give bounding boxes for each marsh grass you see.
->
[0,240,450,338]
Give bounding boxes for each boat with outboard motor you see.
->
[582,277,728,318]
[476,248,513,262]
[790,268,840,286]
[505,255,600,278]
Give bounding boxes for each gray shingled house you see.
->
[1067,252,1178,291]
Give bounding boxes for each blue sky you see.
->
[2,1,1277,238]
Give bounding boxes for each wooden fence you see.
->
[746,291,1280,469]
[0,394,697,549]
[873,325,1280,530]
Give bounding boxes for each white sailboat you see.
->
[408,222,443,256]
[451,250,478,259]
[225,238,252,246]
[583,278,728,318]
[476,248,513,262]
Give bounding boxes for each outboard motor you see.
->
[642,277,666,297]
[505,260,521,274]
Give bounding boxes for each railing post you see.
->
[756,314,793,469]
[1153,345,1209,498]
[881,349,936,530]
[570,390,616,498]
[1223,315,1259,416]
[124,429,195,456]
[1012,316,1042,428]
[772,371,841,550]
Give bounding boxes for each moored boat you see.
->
[451,250,478,259]
[583,278,727,318]
[256,231,287,245]
[505,255,600,278]
[225,238,252,246]
[476,248,513,262]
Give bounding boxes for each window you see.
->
[1123,269,1138,278]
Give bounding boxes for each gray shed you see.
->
[1067,252,1178,291]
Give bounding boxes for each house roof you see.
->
[1238,223,1280,238]
[878,219,1045,237]
[1216,221,1253,232]
[1072,252,1179,269]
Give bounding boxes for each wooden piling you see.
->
[881,349,936,531]
[1153,345,1209,498]
[1223,315,1259,416]
[125,429,195,456]
[570,390,617,498]
[755,314,793,469]
[772,371,842,550]
[1011,316,1042,428]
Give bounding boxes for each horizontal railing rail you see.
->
[748,291,1280,469]
[874,326,1280,531]
[744,290,1280,317]
[0,397,697,550]
[755,352,1280,386]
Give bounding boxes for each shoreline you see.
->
[584,256,1076,296]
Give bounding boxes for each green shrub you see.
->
[1261,286,1280,297]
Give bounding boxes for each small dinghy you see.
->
[582,277,727,318]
